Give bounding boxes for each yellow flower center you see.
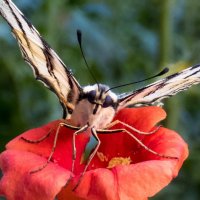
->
[97,151,132,168]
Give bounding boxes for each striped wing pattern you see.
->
[1,0,200,115]
[118,64,200,109]
[0,0,81,118]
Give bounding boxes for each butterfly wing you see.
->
[118,64,200,109]
[0,0,81,118]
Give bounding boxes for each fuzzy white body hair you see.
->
[70,99,116,129]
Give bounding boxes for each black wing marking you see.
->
[118,64,200,109]
[0,0,81,118]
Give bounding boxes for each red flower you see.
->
[0,107,188,200]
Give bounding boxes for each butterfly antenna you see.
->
[107,67,169,92]
[77,30,99,87]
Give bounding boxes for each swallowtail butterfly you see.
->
[0,0,200,182]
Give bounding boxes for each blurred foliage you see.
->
[0,0,200,199]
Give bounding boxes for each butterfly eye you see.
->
[102,95,113,108]
[87,90,96,103]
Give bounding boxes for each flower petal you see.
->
[0,150,71,200]
[88,107,169,169]
[0,107,189,200]
[58,107,188,200]
[68,160,177,200]
[6,120,90,174]
[113,106,167,131]
[70,141,187,200]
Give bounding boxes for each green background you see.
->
[0,0,200,199]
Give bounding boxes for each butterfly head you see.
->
[70,84,118,128]
[81,84,118,113]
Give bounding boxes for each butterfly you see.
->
[1,0,200,185]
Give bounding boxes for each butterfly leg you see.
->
[71,124,89,174]
[73,127,101,191]
[62,124,89,188]
[29,122,70,173]
[98,128,178,160]
[106,120,161,135]
[20,127,53,143]
[29,122,81,173]
[121,128,178,159]
[20,120,81,144]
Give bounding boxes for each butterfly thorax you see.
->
[70,84,118,129]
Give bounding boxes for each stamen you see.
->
[107,157,132,168]
[97,152,108,162]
